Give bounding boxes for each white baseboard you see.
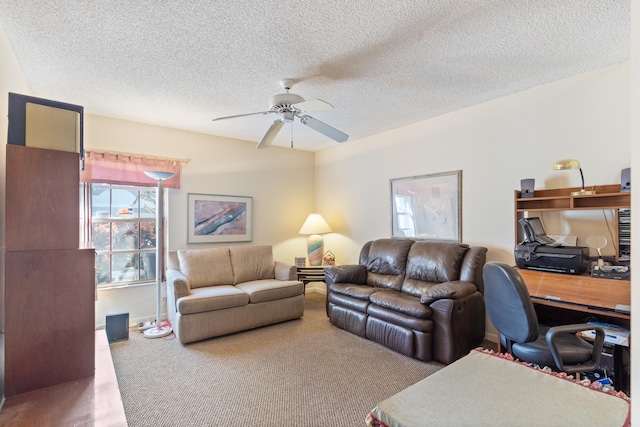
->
[305,281,327,294]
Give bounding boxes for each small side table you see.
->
[296,266,326,293]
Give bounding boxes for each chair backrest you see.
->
[482,262,539,344]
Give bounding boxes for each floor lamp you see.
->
[144,170,175,339]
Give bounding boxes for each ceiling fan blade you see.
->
[298,115,348,143]
[256,120,284,149]
[212,111,273,122]
[293,99,333,112]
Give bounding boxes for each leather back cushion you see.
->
[405,241,468,283]
[364,239,414,290]
[178,247,234,288]
[229,245,275,284]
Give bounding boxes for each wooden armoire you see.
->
[3,94,95,397]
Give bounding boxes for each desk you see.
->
[516,268,630,322]
[516,268,630,394]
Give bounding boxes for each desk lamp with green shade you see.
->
[299,213,332,266]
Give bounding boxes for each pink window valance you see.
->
[80,150,187,189]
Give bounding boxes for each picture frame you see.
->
[390,170,462,242]
[187,193,253,243]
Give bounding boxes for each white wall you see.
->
[316,61,631,342]
[85,115,317,327]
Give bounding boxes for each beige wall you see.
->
[316,61,631,342]
[85,115,317,326]
[316,62,630,263]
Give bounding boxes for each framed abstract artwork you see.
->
[390,170,462,242]
[187,193,253,243]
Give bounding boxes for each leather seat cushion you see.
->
[367,304,434,332]
[510,325,595,369]
[328,292,371,313]
[369,290,432,319]
[329,283,381,300]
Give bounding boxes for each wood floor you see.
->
[0,330,127,427]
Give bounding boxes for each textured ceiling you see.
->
[0,1,630,151]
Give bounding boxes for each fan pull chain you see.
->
[290,121,294,148]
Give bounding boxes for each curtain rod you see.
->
[85,148,190,164]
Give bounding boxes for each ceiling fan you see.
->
[212,79,349,149]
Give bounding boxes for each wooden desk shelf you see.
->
[514,184,631,261]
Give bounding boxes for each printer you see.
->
[515,243,589,275]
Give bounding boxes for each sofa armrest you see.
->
[420,280,478,304]
[275,261,297,281]
[167,268,191,302]
[325,265,368,285]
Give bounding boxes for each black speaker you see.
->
[106,312,129,343]
[520,178,535,198]
[621,168,630,192]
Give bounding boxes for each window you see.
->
[87,183,157,287]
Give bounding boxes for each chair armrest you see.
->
[167,269,191,300]
[325,265,368,285]
[275,261,297,281]
[546,324,605,374]
[420,280,478,304]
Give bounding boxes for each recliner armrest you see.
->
[546,324,605,374]
[420,280,478,304]
[325,265,368,285]
[274,261,297,281]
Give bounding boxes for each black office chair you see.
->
[482,262,604,374]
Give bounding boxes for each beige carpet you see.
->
[109,292,448,426]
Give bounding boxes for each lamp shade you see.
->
[553,159,581,170]
[552,159,595,196]
[299,214,332,267]
[299,213,333,235]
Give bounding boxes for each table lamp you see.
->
[299,213,332,266]
[144,170,175,339]
[553,159,595,196]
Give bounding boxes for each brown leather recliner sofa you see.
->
[325,238,488,365]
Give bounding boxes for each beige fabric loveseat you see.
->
[166,245,304,344]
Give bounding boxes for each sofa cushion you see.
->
[177,285,249,315]
[369,290,432,319]
[365,239,414,291]
[404,241,468,284]
[178,247,234,288]
[230,245,275,284]
[328,283,382,300]
[235,279,303,304]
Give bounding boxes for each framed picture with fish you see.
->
[187,193,253,243]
